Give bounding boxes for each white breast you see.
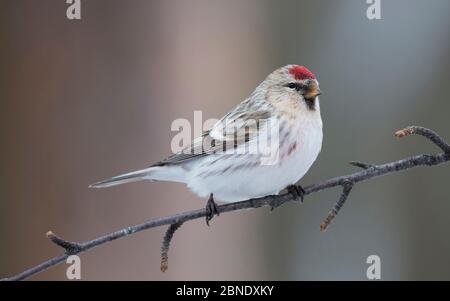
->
[185,111,323,203]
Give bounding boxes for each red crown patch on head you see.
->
[289,65,316,80]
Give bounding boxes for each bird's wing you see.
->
[155,99,272,166]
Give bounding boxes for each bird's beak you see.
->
[304,81,322,98]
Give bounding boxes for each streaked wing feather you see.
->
[155,100,271,166]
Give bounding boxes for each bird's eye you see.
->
[285,83,303,91]
[286,83,297,90]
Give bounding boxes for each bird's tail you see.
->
[89,165,186,188]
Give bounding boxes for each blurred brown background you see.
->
[0,0,449,280]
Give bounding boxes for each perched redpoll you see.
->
[90,65,323,224]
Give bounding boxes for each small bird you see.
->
[90,65,323,224]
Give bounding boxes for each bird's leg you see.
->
[205,193,220,226]
[287,184,305,203]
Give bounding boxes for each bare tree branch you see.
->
[1,125,449,281]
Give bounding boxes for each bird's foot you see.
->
[268,185,305,211]
[205,194,220,226]
[287,184,305,203]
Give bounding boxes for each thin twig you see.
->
[46,231,82,255]
[349,161,375,170]
[1,125,449,281]
[395,126,450,153]
[320,181,354,232]
[160,222,184,272]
